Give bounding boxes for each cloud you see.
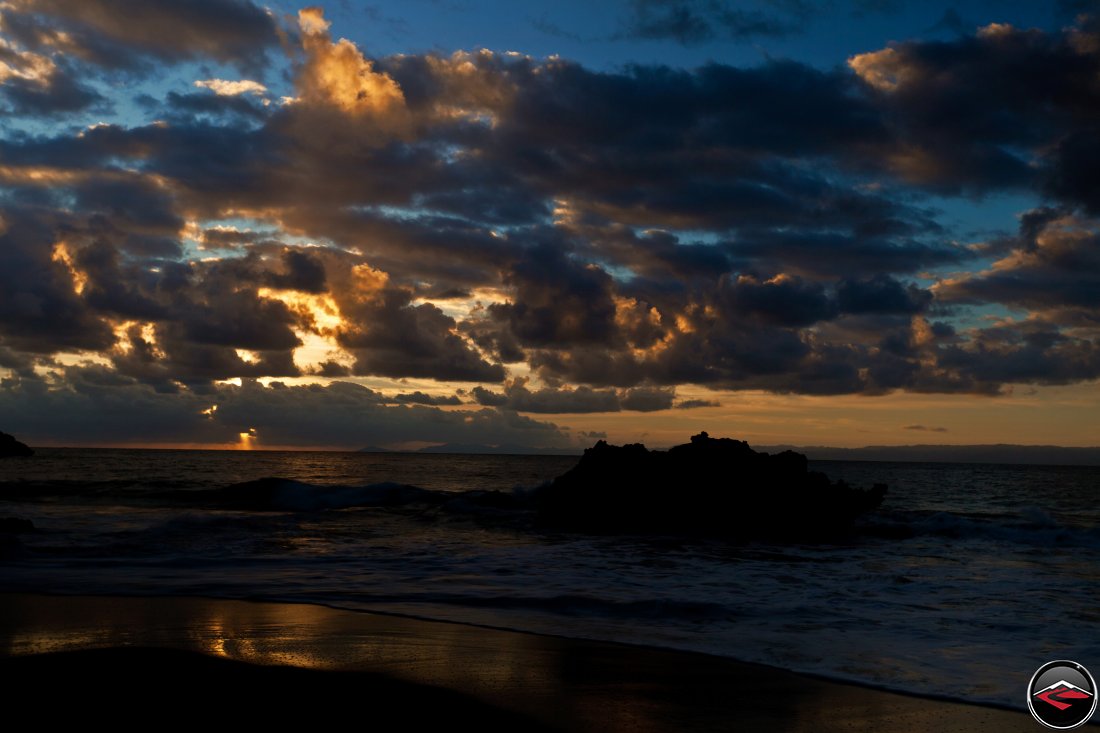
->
[0,374,572,449]
[490,244,619,348]
[723,273,836,327]
[903,424,948,432]
[264,250,327,294]
[160,91,269,122]
[938,212,1100,312]
[2,0,280,71]
[470,385,509,407]
[845,21,1100,194]
[0,41,103,115]
[290,7,411,136]
[837,274,932,315]
[0,207,117,354]
[470,379,676,413]
[194,79,267,97]
[391,391,463,405]
[337,288,507,382]
[619,385,675,411]
[675,398,720,408]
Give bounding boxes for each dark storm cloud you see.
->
[727,229,963,278]
[70,246,304,354]
[933,322,1100,389]
[1045,129,1100,215]
[264,250,328,294]
[618,386,676,411]
[939,213,1100,312]
[0,207,116,354]
[2,0,280,71]
[71,241,173,320]
[338,290,506,382]
[0,66,103,116]
[470,379,676,413]
[159,91,271,122]
[503,381,622,413]
[73,177,183,236]
[675,398,720,408]
[837,275,932,315]
[468,59,897,231]
[178,293,300,351]
[286,208,514,289]
[459,319,527,364]
[470,385,509,406]
[197,227,275,249]
[723,274,836,327]
[490,244,619,348]
[391,391,463,405]
[846,21,1100,194]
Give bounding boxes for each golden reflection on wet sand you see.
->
[0,594,1041,733]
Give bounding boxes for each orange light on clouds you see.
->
[257,287,344,333]
[237,428,257,450]
[51,242,87,294]
[257,286,351,372]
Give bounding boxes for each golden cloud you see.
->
[193,78,267,96]
[294,7,409,134]
[848,47,912,92]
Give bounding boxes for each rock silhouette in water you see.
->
[0,432,33,458]
[535,432,886,538]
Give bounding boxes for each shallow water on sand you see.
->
[2,448,1098,709]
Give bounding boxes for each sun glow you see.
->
[238,428,257,450]
[258,288,344,333]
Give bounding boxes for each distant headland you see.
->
[757,443,1100,466]
[360,440,1100,466]
[0,432,33,458]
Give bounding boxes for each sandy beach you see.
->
[0,593,1044,732]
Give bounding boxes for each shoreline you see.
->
[0,588,1029,713]
[0,592,1046,732]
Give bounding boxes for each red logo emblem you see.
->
[1035,681,1093,711]
[1028,661,1098,730]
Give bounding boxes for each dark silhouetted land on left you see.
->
[0,431,32,458]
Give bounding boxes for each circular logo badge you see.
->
[1028,660,1097,730]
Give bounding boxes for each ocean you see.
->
[2,448,1098,710]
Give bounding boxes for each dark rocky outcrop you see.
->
[535,432,886,539]
[0,431,33,458]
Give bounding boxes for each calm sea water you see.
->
[2,447,1098,709]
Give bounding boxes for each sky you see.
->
[0,0,1099,450]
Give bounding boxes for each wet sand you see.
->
[0,593,1041,732]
